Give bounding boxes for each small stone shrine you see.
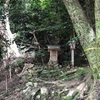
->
[47,45,60,65]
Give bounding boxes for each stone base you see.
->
[48,60,58,66]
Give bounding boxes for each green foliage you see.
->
[59,68,90,81]
[0,0,88,66]
[36,49,46,57]
[67,37,78,46]
[0,34,9,60]
[8,0,76,65]
[10,0,73,45]
[62,96,73,100]
[62,91,79,100]
[13,59,24,68]
[35,66,62,80]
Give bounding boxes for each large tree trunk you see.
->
[4,0,20,58]
[62,0,98,70]
[95,0,100,72]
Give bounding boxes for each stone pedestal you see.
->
[47,45,60,65]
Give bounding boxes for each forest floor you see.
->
[0,63,99,100]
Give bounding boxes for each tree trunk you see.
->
[4,0,20,58]
[95,0,100,71]
[62,0,98,70]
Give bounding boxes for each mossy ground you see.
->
[0,63,92,100]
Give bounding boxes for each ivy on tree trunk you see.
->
[95,0,100,71]
[62,0,98,71]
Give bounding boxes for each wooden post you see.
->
[70,42,76,67]
[71,49,74,67]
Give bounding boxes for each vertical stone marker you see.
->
[47,45,60,65]
[70,42,76,67]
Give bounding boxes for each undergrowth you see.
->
[27,65,91,81]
